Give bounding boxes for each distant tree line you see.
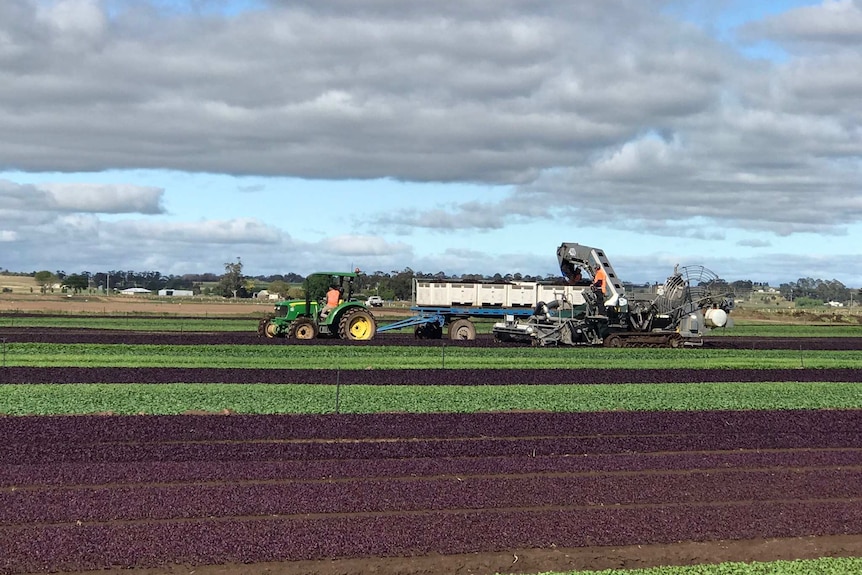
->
[32,269,210,295]
[16,266,861,304]
[777,278,854,304]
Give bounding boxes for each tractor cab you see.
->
[317,272,358,320]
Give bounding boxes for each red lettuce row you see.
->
[1,410,860,444]
[3,448,862,488]
[2,501,861,572]
[3,469,860,524]
[2,432,859,466]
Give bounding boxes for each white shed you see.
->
[119,287,151,295]
[158,289,194,297]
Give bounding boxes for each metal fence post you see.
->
[335,369,341,414]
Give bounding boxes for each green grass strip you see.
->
[4,343,862,369]
[711,323,862,338]
[1,382,859,415]
[0,316,256,332]
[530,556,862,574]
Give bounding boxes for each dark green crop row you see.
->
[2,314,862,336]
[1,382,860,415]
[2,342,860,369]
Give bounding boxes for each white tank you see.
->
[704,307,728,328]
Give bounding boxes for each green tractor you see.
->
[257,271,377,340]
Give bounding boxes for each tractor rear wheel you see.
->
[339,308,377,340]
[448,319,476,340]
[289,318,318,340]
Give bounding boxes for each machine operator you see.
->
[591,265,608,295]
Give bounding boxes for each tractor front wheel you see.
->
[259,318,280,338]
[339,309,377,340]
[289,318,318,340]
[257,318,270,337]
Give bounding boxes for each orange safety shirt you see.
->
[592,268,608,294]
[326,289,340,307]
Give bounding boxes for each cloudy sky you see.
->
[1,0,860,286]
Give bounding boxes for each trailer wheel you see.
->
[603,334,624,348]
[448,319,476,341]
[414,323,442,339]
[289,318,318,340]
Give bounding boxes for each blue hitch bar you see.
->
[375,306,534,333]
[376,313,446,333]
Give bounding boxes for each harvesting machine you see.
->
[492,242,735,347]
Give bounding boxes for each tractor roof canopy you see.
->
[308,271,360,279]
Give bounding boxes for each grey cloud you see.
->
[737,238,772,248]
[104,218,283,244]
[0,180,166,232]
[1,215,293,275]
[373,204,506,231]
[1,179,164,214]
[370,194,553,232]
[1,0,860,283]
[0,0,725,183]
[237,184,266,193]
[39,183,165,214]
[0,180,56,210]
[739,0,862,48]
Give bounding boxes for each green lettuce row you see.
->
[532,556,862,575]
[4,343,861,369]
[1,382,860,415]
[709,323,862,338]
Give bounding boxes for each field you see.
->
[0,293,861,575]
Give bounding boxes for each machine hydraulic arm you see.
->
[557,242,624,306]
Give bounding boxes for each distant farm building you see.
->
[119,288,151,295]
[158,289,194,297]
[255,290,282,300]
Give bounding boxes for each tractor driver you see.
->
[321,284,341,319]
